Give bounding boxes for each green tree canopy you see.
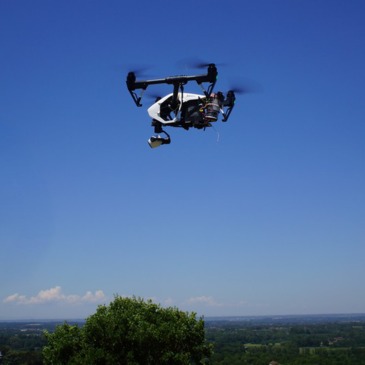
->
[43,296,212,365]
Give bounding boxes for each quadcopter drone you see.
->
[126,63,237,148]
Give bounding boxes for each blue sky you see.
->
[1,0,364,319]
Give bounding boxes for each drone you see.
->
[126,63,237,148]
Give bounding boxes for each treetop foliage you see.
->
[43,296,212,365]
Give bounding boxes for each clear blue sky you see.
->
[1,0,364,319]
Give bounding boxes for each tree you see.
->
[43,296,212,365]
[43,323,83,365]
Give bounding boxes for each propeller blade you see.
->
[228,86,251,95]
[227,78,263,94]
[121,63,154,78]
[146,92,162,101]
[129,67,150,76]
[177,58,225,70]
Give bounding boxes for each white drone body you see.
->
[148,92,205,125]
[126,64,236,147]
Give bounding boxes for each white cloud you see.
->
[3,293,27,304]
[81,290,105,303]
[163,297,174,306]
[185,296,224,307]
[3,286,106,305]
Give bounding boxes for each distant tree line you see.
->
[1,308,365,364]
[205,320,365,364]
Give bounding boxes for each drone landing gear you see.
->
[148,121,171,148]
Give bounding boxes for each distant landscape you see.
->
[1,313,365,364]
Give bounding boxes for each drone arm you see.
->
[127,72,167,106]
[126,72,144,107]
[221,91,236,122]
[222,105,234,122]
[195,64,218,96]
[127,76,182,107]
[126,64,218,107]
[128,89,144,107]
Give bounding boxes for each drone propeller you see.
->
[227,86,251,95]
[227,78,263,95]
[190,61,218,69]
[123,63,154,79]
[177,58,225,70]
[146,92,162,102]
[129,68,145,75]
